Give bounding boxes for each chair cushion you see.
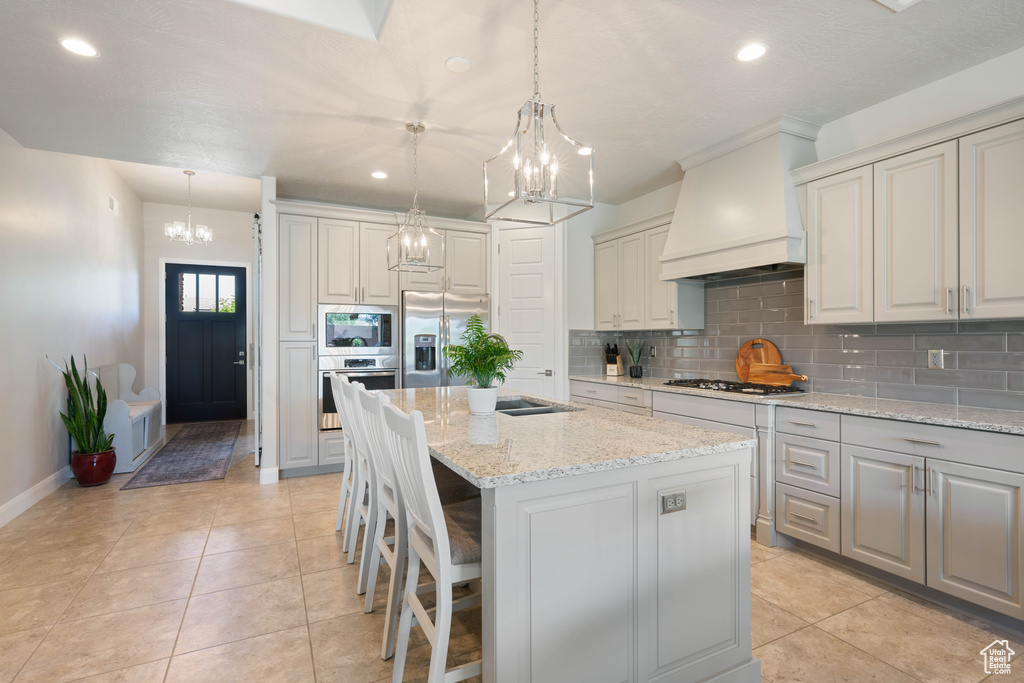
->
[431,459,480,505]
[443,498,482,566]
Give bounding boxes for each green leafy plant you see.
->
[443,315,524,389]
[60,356,115,454]
[625,339,647,366]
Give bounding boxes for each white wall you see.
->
[816,46,1024,160]
[565,202,617,331]
[0,142,143,519]
[142,203,258,419]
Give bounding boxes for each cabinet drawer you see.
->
[776,483,841,553]
[569,380,618,403]
[618,404,647,416]
[842,415,1024,474]
[776,433,840,497]
[776,407,840,441]
[652,391,755,428]
[618,386,646,407]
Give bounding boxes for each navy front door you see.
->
[165,264,247,423]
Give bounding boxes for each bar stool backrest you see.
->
[356,386,397,498]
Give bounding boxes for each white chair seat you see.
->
[414,498,481,566]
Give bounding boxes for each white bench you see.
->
[96,364,163,473]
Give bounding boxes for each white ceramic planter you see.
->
[466,386,499,415]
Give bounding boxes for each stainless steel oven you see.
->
[318,355,398,431]
[318,304,397,357]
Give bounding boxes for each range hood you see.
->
[659,117,820,281]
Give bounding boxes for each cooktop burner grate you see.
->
[663,378,805,395]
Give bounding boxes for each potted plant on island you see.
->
[443,314,524,415]
[625,339,647,379]
[60,356,117,486]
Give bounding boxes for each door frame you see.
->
[159,257,254,424]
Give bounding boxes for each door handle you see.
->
[537,370,552,376]
[233,360,245,366]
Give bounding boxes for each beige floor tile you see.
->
[175,576,307,654]
[301,566,370,624]
[756,626,918,682]
[165,626,315,683]
[15,521,131,557]
[750,538,784,564]
[296,534,349,574]
[782,549,889,597]
[212,497,293,527]
[1,507,66,533]
[0,532,34,559]
[15,599,186,682]
[750,554,877,623]
[204,516,295,555]
[60,558,199,622]
[0,544,112,591]
[289,488,342,515]
[122,507,215,539]
[96,528,209,574]
[73,659,170,682]
[292,510,340,541]
[750,594,808,649]
[192,541,300,595]
[818,595,1015,683]
[0,580,83,634]
[0,627,48,683]
[309,611,431,683]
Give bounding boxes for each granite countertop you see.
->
[379,386,757,488]
[569,375,1024,436]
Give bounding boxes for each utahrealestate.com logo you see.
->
[981,640,1015,675]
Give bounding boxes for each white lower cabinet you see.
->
[279,342,317,469]
[777,483,841,553]
[318,431,346,467]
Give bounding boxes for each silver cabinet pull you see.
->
[963,285,970,315]
[808,299,815,319]
[928,466,935,496]
[903,437,941,446]
[911,463,926,492]
[790,459,817,469]
[946,287,953,316]
[623,395,639,401]
[788,420,816,427]
[362,286,366,302]
[585,388,597,394]
[790,512,818,525]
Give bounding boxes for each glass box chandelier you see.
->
[164,170,212,246]
[483,0,594,226]
[388,123,444,273]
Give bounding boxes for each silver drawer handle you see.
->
[790,512,818,525]
[788,420,816,427]
[903,437,941,446]
[623,395,639,401]
[790,459,817,469]
[585,389,597,394]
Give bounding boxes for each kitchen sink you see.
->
[494,399,571,416]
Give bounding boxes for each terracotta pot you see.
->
[71,449,116,487]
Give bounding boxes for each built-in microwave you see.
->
[317,304,397,357]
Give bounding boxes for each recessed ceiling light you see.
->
[60,38,99,57]
[445,56,472,73]
[371,171,388,179]
[735,43,767,62]
[577,147,593,156]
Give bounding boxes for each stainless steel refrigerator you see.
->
[402,291,490,388]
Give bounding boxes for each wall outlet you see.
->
[650,346,657,358]
[928,349,944,370]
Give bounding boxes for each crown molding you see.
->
[676,115,821,172]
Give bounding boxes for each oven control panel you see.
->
[344,358,377,368]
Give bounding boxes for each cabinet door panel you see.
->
[806,166,873,324]
[279,215,318,340]
[841,445,925,583]
[317,218,358,305]
[926,460,1024,619]
[319,431,346,466]
[594,241,618,331]
[360,223,399,305]
[874,142,958,322]
[401,227,444,293]
[959,119,1024,319]
[618,233,645,329]
[446,230,489,294]
[775,434,839,497]
[279,342,317,469]
[644,225,674,329]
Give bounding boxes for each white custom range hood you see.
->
[659,117,820,281]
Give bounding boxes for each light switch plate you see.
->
[928,349,944,370]
[660,490,687,514]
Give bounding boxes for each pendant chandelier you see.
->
[483,0,594,226]
[164,170,212,246]
[388,123,444,273]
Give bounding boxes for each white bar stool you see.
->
[329,373,357,543]
[341,379,378,574]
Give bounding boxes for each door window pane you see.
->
[218,275,236,312]
[179,273,197,312]
[198,274,216,311]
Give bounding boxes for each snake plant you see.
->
[60,356,115,454]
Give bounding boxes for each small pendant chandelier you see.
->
[388,123,444,273]
[484,0,594,226]
[164,170,212,246]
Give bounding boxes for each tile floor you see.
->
[0,420,1020,682]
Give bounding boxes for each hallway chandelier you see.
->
[388,122,444,273]
[164,170,213,246]
[483,0,594,226]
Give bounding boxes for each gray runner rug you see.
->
[121,421,242,490]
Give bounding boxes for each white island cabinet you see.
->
[383,387,759,683]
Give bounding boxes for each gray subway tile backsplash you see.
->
[568,270,1024,411]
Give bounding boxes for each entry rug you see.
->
[121,421,242,490]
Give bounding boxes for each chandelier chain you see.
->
[186,172,192,227]
[411,126,419,210]
[533,0,540,99]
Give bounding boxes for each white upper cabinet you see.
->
[359,223,399,305]
[446,230,489,295]
[401,228,445,293]
[279,214,318,341]
[806,166,874,324]
[317,218,358,305]
[644,226,674,329]
[873,141,958,322]
[594,241,619,331]
[959,119,1024,320]
[618,232,645,330]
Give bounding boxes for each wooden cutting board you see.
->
[735,339,782,382]
[748,362,809,386]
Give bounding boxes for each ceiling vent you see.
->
[873,0,926,12]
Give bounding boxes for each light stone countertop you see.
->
[379,386,757,488]
[569,375,1024,436]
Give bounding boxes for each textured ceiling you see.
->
[1,0,1023,219]
[107,160,261,211]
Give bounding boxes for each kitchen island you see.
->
[381,386,760,683]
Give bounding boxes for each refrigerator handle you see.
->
[439,316,446,386]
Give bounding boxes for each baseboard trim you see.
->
[259,467,280,485]
[0,466,73,529]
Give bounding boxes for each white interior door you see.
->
[498,227,556,398]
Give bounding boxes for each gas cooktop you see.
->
[663,379,805,395]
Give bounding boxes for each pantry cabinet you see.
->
[279,214,318,341]
[279,341,317,469]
